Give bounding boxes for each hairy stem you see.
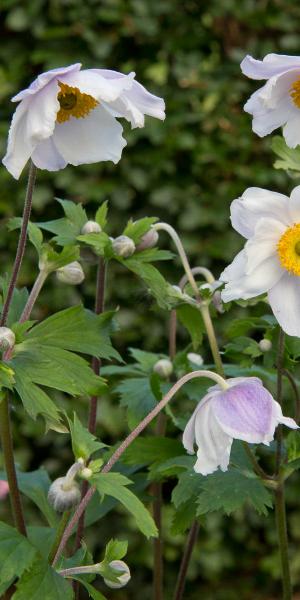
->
[52,370,228,565]
[275,329,285,475]
[275,484,292,600]
[0,161,37,327]
[19,269,48,323]
[0,396,26,535]
[48,511,71,564]
[173,521,199,600]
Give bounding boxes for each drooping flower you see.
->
[241,53,300,148]
[3,64,165,179]
[183,377,297,475]
[220,185,300,337]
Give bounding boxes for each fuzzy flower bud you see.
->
[112,235,136,258]
[104,560,131,589]
[187,352,204,367]
[48,477,81,512]
[56,261,85,285]
[0,327,15,351]
[153,358,173,379]
[136,228,159,252]
[80,467,93,480]
[81,220,102,235]
[259,339,272,352]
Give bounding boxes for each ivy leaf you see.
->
[92,472,158,538]
[123,216,158,243]
[0,522,37,590]
[272,135,300,172]
[68,413,107,461]
[13,558,73,600]
[196,470,273,516]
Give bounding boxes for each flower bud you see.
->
[80,467,93,480]
[81,220,102,235]
[104,560,131,589]
[259,339,272,352]
[56,261,85,285]
[153,358,173,379]
[136,229,159,252]
[112,236,136,258]
[0,327,15,351]
[48,477,81,512]
[212,290,224,314]
[187,352,204,367]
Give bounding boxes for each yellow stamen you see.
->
[56,82,98,123]
[277,223,300,275]
[290,78,300,108]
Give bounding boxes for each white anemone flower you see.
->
[241,53,300,148]
[220,185,300,337]
[3,63,165,179]
[183,377,297,475]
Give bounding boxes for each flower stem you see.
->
[173,521,199,600]
[200,303,224,377]
[19,269,48,323]
[0,395,26,535]
[275,484,292,600]
[275,329,285,475]
[0,161,37,327]
[48,510,71,564]
[52,369,228,565]
[282,368,300,424]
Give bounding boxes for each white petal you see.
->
[53,104,126,166]
[12,64,81,102]
[2,99,33,179]
[59,69,135,103]
[230,188,290,239]
[283,113,300,148]
[289,185,300,221]
[271,400,298,431]
[221,255,284,302]
[241,54,300,80]
[182,393,212,454]
[244,218,285,273]
[268,272,300,336]
[193,400,232,475]
[245,91,294,137]
[106,80,165,128]
[31,136,67,171]
[220,250,247,283]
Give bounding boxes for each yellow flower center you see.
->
[277,223,300,275]
[56,82,98,123]
[290,78,300,108]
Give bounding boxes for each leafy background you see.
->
[1,0,300,598]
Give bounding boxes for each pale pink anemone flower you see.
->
[0,480,9,500]
[241,53,300,148]
[3,63,165,179]
[183,377,297,475]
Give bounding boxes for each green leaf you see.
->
[115,377,157,429]
[123,216,158,243]
[104,539,128,562]
[0,522,37,589]
[68,413,107,461]
[57,198,88,228]
[120,257,176,310]
[171,502,198,535]
[77,232,113,258]
[8,218,43,257]
[172,471,203,508]
[41,244,80,272]
[272,135,300,172]
[71,578,107,600]
[92,472,158,538]
[13,368,63,430]
[0,362,15,390]
[13,558,74,600]
[176,304,204,349]
[286,430,300,462]
[122,436,183,468]
[129,347,162,372]
[196,470,273,516]
[0,277,28,326]
[95,200,109,229]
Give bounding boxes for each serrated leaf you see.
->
[176,304,204,349]
[123,216,158,243]
[8,218,43,256]
[0,522,37,589]
[71,578,107,600]
[129,347,161,372]
[122,437,183,467]
[68,413,107,460]
[13,558,73,600]
[13,368,63,429]
[42,244,80,272]
[120,258,175,310]
[95,201,108,229]
[196,470,273,516]
[272,135,300,172]
[171,502,197,535]
[0,277,28,326]
[115,377,157,429]
[172,471,203,508]
[77,232,113,258]
[0,362,15,390]
[104,539,128,562]
[92,472,158,538]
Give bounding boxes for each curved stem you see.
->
[179,266,215,288]
[52,369,228,565]
[173,521,199,600]
[200,303,224,377]
[48,511,71,564]
[0,161,37,327]
[242,442,272,480]
[275,329,285,475]
[59,564,100,578]
[282,369,300,423]
[275,484,292,599]
[19,269,48,323]
[0,395,26,535]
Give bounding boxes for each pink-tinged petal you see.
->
[0,480,9,499]
[271,400,298,431]
[241,54,300,80]
[289,185,300,221]
[193,400,232,475]
[282,113,300,148]
[182,392,212,454]
[221,254,283,302]
[268,272,300,337]
[60,69,135,103]
[230,188,290,239]
[212,380,276,444]
[12,63,81,102]
[31,136,67,171]
[53,104,126,166]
